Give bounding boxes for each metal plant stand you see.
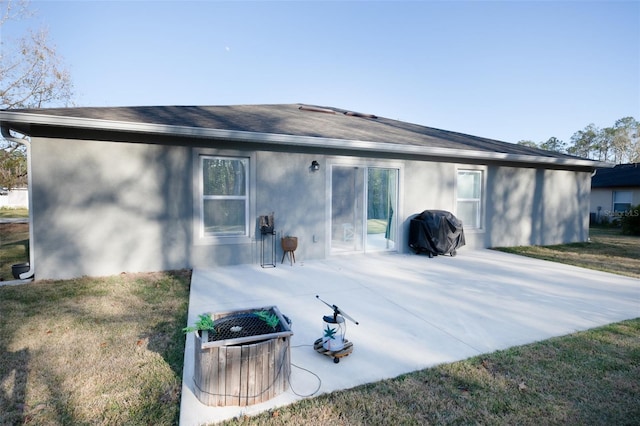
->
[261,227,276,268]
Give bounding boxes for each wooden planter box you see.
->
[193,306,293,407]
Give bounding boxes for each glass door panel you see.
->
[331,166,364,253]
[366,168,398,252]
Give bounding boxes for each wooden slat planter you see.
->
[193,306,293,407]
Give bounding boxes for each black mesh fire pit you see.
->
[206,308,292,344]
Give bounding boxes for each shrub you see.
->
[620,204,640,235]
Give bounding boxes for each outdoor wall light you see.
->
[311,160,320,171]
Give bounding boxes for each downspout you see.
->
[1,125,35,281]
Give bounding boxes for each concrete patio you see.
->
[179,249,639,425]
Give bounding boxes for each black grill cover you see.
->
[408,210,465,256]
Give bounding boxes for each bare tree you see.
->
[0,0,29,25]
[0,0,73,189]
[1,1,73,110]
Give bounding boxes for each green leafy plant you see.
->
[254,310,280,329]
[183,313,215,334]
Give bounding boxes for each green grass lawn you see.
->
[0,223,29,281]
[222,319,640,425]
[495,227,640,279]
[0,271,190,425]
[367,218,388,234]
[0,207,30,281]
[0,207,28,219]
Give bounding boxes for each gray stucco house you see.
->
[0,104,608,280]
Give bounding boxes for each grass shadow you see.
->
[0,270,191,425]
[0,345,29,425]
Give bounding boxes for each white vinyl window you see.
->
[457,170,483,229]
[613,191,632,213]
[200,156,249,237]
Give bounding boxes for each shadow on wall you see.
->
[33,142,192,279]
[486,167,590,248]
[401,161,455,252]
[253,151,325,263]
[32,109,309,279]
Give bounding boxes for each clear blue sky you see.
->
[5,0,640,145]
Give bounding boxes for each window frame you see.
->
[456,168,485,231]
[193,149,255,245]
[613,190,632,213]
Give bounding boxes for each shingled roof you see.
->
[0,104,607,168]
[592,163,640,188]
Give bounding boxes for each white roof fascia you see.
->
[0,111,612,168]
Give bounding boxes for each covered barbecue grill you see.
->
[408,210,465,257]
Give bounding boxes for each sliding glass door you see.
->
[331,165,398,254]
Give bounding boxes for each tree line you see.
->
[518,117,639,164]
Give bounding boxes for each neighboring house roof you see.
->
[592,163,640,188]
[0,104,610,169]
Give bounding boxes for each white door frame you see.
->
[326,157,403,256]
